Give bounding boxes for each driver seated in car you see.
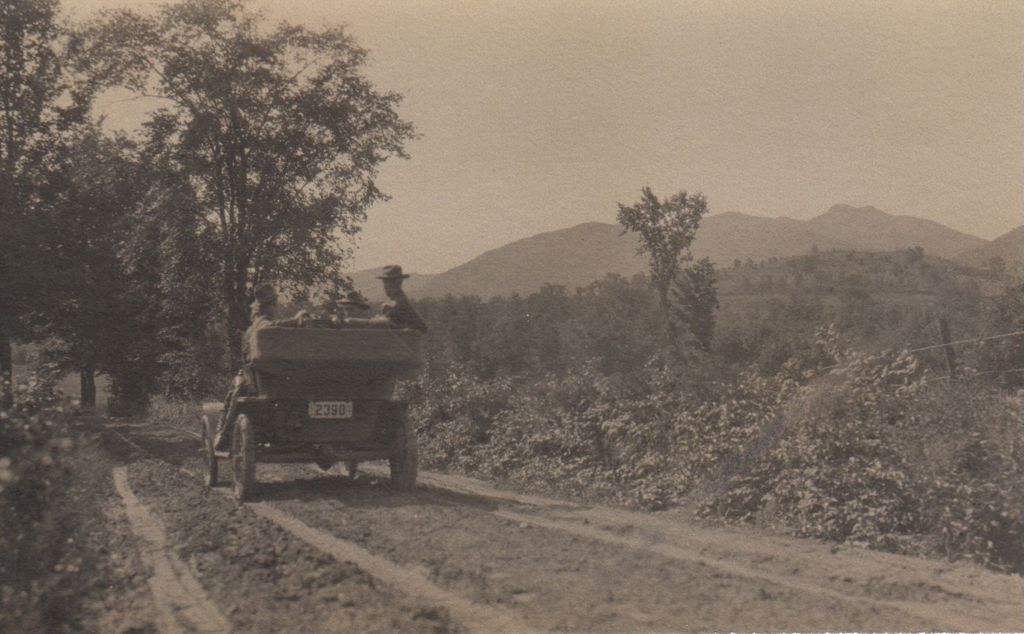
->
[214,283,307,451]
[344,265,427,333]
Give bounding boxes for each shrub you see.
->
[408,366,517,472]
[144,395,203,431]
[408,323,1024,573]
[910,384,1024,571]
[0,372,75,607]
[704,350,1024,572]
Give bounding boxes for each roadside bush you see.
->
[408,365,517,472]
[144,395,203,431]
[703,350,1024,572]
[412,360,760,510]
[158,341,227,401]
[705,349,928,540]
[0,373,75,618]
[911,385,1024,572]
[674,369,795,481]
[409,318,1024,573]
[409,363,669,506]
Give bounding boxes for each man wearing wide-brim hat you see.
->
[346,265,427,333]
[378,265,427,332]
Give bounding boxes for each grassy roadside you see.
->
[0,411,155,633]
[127,365,1024,587]
[136,370,1024,578]
[407,348,1024,575]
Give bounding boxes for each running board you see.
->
[255,450,389,464]
[211,449,388,463]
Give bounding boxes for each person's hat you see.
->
[378,264,410,280]
[252,282,278,306]
[339,290,370,307]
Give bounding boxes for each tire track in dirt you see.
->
[261,467,935,631]
[247,502,534,633]
[365,462,1023,631]
[110,426,531,633]
[110,421,1024,631]
[491,509,982,632]
[112,467,232,634]
[360,463,572,509]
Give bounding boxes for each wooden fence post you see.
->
[938,318,957,380]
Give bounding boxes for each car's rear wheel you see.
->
[232,414,257,501]
[389,415,418,491]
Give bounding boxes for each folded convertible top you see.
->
[250,327,422,374]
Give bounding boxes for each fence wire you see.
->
[907,329,1024,353]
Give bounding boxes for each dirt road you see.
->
[96,417,1021,632]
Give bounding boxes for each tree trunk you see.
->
[0,333,12,409]
[658,287,679,352]
[224,272,246,369]
[227,307,243,368]
[80,364,96,410]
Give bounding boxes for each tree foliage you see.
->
[85,0,415,363]
[27,125,141,406]
[617,187,715,350]
[0,0,94,406]
[671,257,718,350]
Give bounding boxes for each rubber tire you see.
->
[389,416,418,491]
[232,414,257,501]
[201,414,218,487]
[346,460,358,479]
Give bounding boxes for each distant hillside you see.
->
[717,249,1007,298]
[805,205,984,259]
[347,204,989,300]
[346,225,637,302]
[692,212,851,265]
[956,226,1024,271]
[421,223,642,299]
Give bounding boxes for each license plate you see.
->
[308,401,353,419]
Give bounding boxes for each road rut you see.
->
[107,418,1024,632]
[113,466,232,633]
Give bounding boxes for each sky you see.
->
[72,0,1024,273]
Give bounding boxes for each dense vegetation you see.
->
[0,373,76,627]
[401,261,1024,573]
[1,0,413,412]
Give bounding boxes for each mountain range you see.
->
[350,204,1015,301]
[956,226,1024,271]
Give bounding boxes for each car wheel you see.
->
[232,414,257,501]
[389,415,418,491]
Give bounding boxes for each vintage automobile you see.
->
[200,326,422,500]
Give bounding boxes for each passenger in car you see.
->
[215,283,308,451]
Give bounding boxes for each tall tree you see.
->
[617,187,714,350]
[28,124,158,410]
[0,0,91,407]
[87,0,415,364]
[671,257,718,350]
